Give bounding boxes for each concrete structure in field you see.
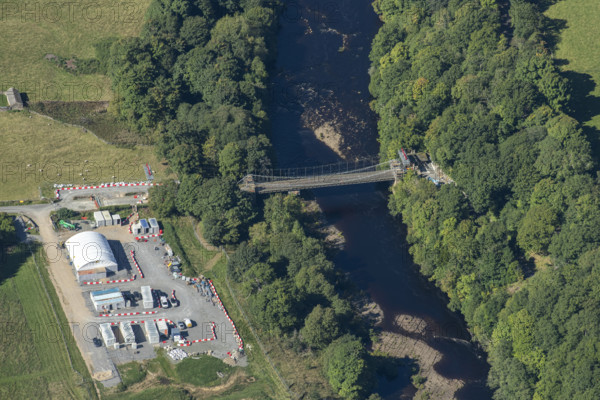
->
[90,287,125,312]
[112,214,121,226]
[99,323,116,347]
[148,218,159,234]
[94,211,105,227]
[139,219,149,234]
[141,285,153,309]
[145,321,160,344]
[4,88,23,110]
[65,231,118,282]
[119,321,135,345]
[102,210,112,226]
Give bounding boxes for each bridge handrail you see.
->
[242,159,400,183]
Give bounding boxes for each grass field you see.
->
[157,216,219,276]
[0,244,96,399]
[546,0,600,146]
[0,94,8,107]
[0,0,151,102]
[0,111,169,201]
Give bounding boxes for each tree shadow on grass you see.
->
[563,70,600,162]
[0,243,35,287]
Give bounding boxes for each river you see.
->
[268,0,492,398]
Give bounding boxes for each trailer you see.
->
[156,320,169,338]
[141,286,153,309]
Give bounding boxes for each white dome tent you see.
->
[65,231,118,283]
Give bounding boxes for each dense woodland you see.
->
[370,0,600,398]
[101,1,377,398]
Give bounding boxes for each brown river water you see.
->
[268,0,492,398]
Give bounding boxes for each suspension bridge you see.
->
[239,158,406,194]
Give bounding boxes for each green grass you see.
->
[0,244,96,399]
[546,0,600,146]
[117,362,147,388]
[0,94,8,107]
[207,258,290,399]
[0,0,151,102]
[28,101,150,146]
[0,111,170,201]
[159,217,219,276]
[209,257,337,400]
[104,386,192,400]
[176,356,235,387]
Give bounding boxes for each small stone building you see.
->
[4,88,23,110]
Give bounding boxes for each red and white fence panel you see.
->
[208,280,243,352]
[83,275,136,285]
[130,250,144,278]
[55,182,160,199]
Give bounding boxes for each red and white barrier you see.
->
[83,275,136,285]
[54,182,160,199]
[177,322,216,346]
[135,233,162,240]
[100,311,157,317]
[208,280,243,352]
[130,250,144,278]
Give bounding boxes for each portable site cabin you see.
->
[148,218,159,234]
[145,321,160,344]
[156,320,169,337]
[100,323,116,347]
[102,211,112,226]
[66,232,117,283]
[141,285,153,309]
[119,321,136,345]
[139,219,149,234]
[94,211,105,227]
[90,287,125,312]
[131,222,142,235]
[112,214,121,226]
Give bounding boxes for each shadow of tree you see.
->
[0,244,35,287]
[563,70,600,161]
[543,16,567,50]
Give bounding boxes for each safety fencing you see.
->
[130,250,144,278]
[54,182,160,199]
[83,275,136,285]
[177,322,217,347]
[99,311,157,317]
[134,233,162,240]
[208,279,243,352]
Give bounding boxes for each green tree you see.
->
[149,180,178,218]
[300,305,340,349]
[322,335,373,400]
[517,204,558,254]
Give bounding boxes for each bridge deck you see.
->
[240,169,400,194]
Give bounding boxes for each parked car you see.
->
[160,296,170,308]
